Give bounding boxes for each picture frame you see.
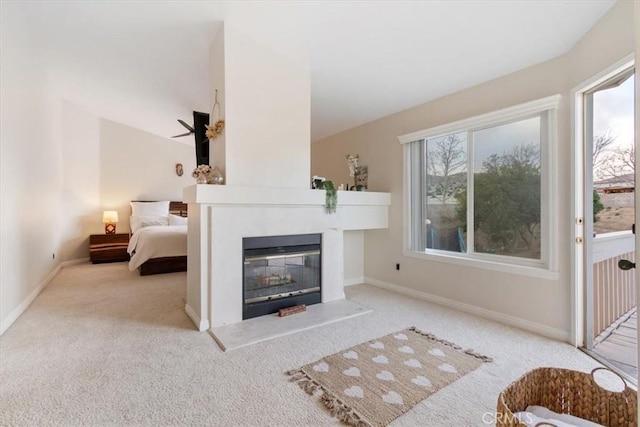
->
[355,166,368,189]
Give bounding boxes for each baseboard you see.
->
[0,263,62,335]
[363,277,571,342]
[0,256,94,336]
[344,277,365,287]
[185,303,210,331]
[61,257,90,267]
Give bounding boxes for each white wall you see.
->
[344,230,364,285]
[60,101,101,260]
[1,93,195,335]
[1,35,197,333]
[59,107,193,253]
[0,6,63,334]
[100,119,196,233]
[223,24,311,189]
[209,26,226,178]
[312,1,634,338]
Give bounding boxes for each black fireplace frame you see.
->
[242,233,322,320]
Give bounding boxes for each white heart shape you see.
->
[411,375,432,388]
[438,363,457,373]
[376,370,395,381]
[404,358,422,368]
[428,348,446,357]
[343,367,361,377]
[313,361,329,373]
[343,350,358,360]
[372,355,389,364]
[370,341,385,349]
[344,385,364,399]
[398,345,414,354]
[382,391,404,405]
[394,333,408,341]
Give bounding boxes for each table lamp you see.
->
[103,211,119,234]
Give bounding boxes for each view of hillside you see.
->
[594,191,634,234]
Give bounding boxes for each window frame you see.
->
[399,95,561,279]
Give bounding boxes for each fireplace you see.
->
[243,234,321,320]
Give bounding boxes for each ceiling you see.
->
[3,0,616,143]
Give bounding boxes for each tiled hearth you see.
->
[211,299,372,351]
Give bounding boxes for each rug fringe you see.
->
[287,369,372,427]
[409,326,494,363]
[321,391,372,427]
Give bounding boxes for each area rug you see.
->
[287,327,492,427]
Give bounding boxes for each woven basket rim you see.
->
[497,366,637,427]
[502,366,632,393]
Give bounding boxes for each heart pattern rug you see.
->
[287,327,492,427]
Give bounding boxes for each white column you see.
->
[185,204,210,331]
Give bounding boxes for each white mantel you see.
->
[183,184,390,332]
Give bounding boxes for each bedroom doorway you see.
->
[578,63,636,382]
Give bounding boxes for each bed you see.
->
[127,201,188,276]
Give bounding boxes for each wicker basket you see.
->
[497,367,637,427]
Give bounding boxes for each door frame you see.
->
[571,54,635,348]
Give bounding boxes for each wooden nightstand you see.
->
[90,233,130,264]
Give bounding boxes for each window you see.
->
[400,96,560,274]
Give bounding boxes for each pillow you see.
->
[168,214,188,226]
[130,215,169,233]
[130,201,170,217]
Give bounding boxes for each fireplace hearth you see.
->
[243,234,321,320]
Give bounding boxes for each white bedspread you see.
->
[127,225,187,271]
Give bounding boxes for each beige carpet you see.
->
[0,263,604,426]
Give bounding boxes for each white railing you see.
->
[592,231,636,338]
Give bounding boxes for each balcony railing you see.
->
[592,231,636,339]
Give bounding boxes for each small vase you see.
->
[207,166,224,185]
[195,173,207,184]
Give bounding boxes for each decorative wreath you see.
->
[206,89,225,140]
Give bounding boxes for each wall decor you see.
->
[192,164,212,184]
[205,89,225,140]
[311,175,326,189]
[175,163,184,176]
[346,154,367,190]
[193,111,210,167]
[346,154,359,182]
[207,166,224,185]
[355,165,368,190]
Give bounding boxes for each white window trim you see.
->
[399,95,561,279]
[398,95,561,144]
[403,249,560,280]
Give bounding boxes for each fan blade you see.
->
[177,119,195,132]
[171,131,192,138]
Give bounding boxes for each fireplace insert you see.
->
[243,234,321,320]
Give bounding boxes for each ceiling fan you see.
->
[171,119,195,138]
[171,111,215,147]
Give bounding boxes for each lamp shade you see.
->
[102,211,119,224]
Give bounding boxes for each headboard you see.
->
[131,201,188,217]
[169,201,188,217]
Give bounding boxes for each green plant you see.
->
[320,180,337,214]
[593,190,604,222]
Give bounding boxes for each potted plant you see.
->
[319,181,337,214]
